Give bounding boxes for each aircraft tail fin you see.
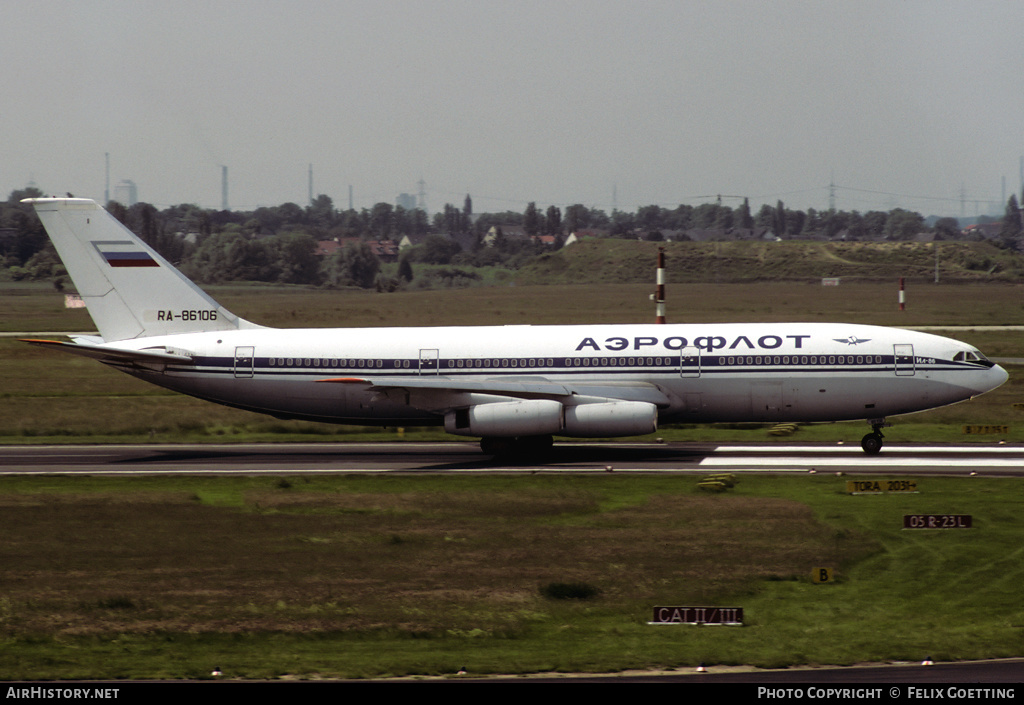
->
[24,198,262,342]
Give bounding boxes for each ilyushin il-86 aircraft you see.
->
[22,198,1008,455]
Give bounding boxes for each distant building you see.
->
[113,179,137,206]
[398,233,430,251]
[962,222,1002,240]
[563,229,608,246]
[483,225,528,247]
[315,240,342,257]
[324,237,401,263]
[396,193,417,211]
[367,239,400,262]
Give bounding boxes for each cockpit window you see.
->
[954,350,994,367]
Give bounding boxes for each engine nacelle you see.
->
[444,399,564,437]
[561,401,658,437]
[445,399,658,439]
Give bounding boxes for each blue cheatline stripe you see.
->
[151,354,972,379]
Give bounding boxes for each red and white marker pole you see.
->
[655,247,666,324]
[898,277,905,311]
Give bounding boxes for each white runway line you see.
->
[713,445,1022,454]
[702,445,1024,469]
[699,456,1024,468]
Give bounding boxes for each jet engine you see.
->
[444,399,564,437]
[562,401,658,437]
[444,399,657,438]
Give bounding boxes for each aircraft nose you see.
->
[982,364,1009,394]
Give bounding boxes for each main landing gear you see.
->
[480,435,554,457]
[861,419,888,455]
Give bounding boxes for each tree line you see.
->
[3,186,1022,290]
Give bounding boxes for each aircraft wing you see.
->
[317,375,674,408]
[21,338,194,365]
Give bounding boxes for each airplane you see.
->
[21,197,1008,456]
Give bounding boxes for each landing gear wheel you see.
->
[861,433,883,455]
[517,435,554,455]
[481,437,515,456]
[480,435,554,458]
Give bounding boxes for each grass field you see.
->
[6,278,1024,332]
[1,473,1022,680]
[516,239,1024,286]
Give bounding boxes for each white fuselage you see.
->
[105,321,1008,430]
[24,197,1008,450]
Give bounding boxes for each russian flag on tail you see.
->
[93,240,160,268]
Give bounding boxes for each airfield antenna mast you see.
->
[221,166,228,211]
[308,164,313,205]
[104,153,110,205]
[652,247,666,324]
[829,176,836,211]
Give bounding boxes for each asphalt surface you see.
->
[3,441,1024,476]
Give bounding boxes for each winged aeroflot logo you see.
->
[834,336,871,345]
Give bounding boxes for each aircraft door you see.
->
[894,344,915,376]
[679,345,701,378]
[233,346,255,378]
[419,348,439,375]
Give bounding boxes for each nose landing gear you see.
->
[861,419,888,454]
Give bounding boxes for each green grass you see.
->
[7,279,1024,332]
[517,239,1024,286]
[0,474,1021,679]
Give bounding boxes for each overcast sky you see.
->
[3,1,1022,218]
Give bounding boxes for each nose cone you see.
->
[980,364,1009,395]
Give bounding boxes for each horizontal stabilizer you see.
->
[21,338,194,365]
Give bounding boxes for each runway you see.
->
[2,441,1023,476]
